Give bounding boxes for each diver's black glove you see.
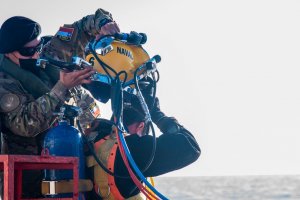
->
[149,97,164,123]
[137,77,163,120]
[149,98,180,134]
[135,78,182,134]
[156,116,182,134]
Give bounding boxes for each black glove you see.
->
[149,97,164,123]
[143,95,181,135]
[136,77,164,121]
[155,116,181,135]
[125,77,158,116]
[130,78,182,134]
[140,83,182,134]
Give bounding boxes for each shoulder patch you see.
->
[55,27,74,41]
[0,93,20,112]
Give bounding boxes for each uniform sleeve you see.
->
[41,8,113,62]
[77,8,113,36]
[0,81,69,137]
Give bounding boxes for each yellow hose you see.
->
[145,177,156,200]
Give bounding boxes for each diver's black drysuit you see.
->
[88,97,201,199]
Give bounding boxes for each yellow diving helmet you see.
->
[86,35,150,81]
[84,32,160,103]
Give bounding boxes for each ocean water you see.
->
[154,175,300,200]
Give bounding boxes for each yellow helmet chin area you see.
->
[86,40,150,85]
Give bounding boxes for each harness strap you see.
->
[107,142,123,200]
[87,135,124,200]
[87,135,144,200]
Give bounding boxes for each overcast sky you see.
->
[1,0,300,177]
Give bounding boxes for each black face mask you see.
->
[19,58,40,75]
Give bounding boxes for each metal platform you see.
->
[0,154,79,200]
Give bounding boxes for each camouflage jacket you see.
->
[0,55,67,154]
[0,8,111,155]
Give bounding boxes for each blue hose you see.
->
[117,130,169,200]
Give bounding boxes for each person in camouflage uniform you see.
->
[0,9,119,198]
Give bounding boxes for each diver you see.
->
[85,77,201,199]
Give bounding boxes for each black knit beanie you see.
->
[0,16,41,53]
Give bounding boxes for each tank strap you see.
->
[41,179,93,195]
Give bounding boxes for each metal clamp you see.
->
[97,185,111,199]
[72,57,92,67]
[43,181,57,195]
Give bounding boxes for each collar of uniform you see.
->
[0,56,50,99]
